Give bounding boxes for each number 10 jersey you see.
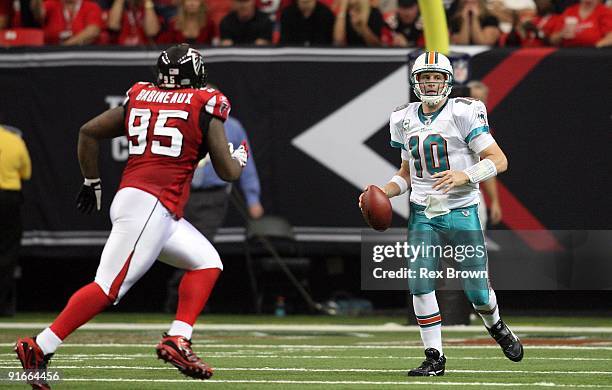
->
[389,98,495,210]
[119,82,231,218]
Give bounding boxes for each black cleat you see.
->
[408,348,446,376]
[488,319,524,362]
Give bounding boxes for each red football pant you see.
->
[176,268,221,326]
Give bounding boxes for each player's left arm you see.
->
[76,106,125,213]
[433,141,507,193]
[433,99,506,194]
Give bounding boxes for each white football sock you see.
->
[473,288,500,328]
[36,327,62,355]
[168,320,193,339]
[413,292,443,356]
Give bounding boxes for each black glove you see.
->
[76,178,102,214]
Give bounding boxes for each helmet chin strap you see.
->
[421,94,445,106]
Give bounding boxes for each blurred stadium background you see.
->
[1,0,612,388]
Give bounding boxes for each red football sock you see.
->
[175,268,221,326]
[50,282,112,340]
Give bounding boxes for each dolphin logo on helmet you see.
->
[410,51,454,106]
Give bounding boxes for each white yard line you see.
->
[38,378,612,388]
[2,365,612,375]
[2,322,612,333]
[2,353,611,361]
[2,355,612,362]
[2,343,612,350]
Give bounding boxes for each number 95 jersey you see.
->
[119,82,231,218]
[389,98,494,210]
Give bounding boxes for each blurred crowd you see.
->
[0,0,611,47]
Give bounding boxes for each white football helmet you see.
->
[410,51,454,106]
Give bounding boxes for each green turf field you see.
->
[1,314,612,389]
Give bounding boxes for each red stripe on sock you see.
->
[175,268,221,326]
[50,282,112,340]
[417,314,442,325]
[108,250,134,302]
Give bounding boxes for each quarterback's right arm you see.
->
[359,160,410,210]
[383,159,411,198]
[383,107,411,198]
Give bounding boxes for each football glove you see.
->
[76,178,102,214]
[231,140,249,167]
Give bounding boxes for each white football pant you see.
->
[94,187,222,304]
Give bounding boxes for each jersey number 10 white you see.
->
[128,108,188,157]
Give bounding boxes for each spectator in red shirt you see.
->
[550,0,612,47]
[31,0,103,44]
[158,0,215,44]
[107,0,160,45]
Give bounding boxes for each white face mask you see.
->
[412,72,452,106]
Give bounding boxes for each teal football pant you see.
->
[407,202,490,306]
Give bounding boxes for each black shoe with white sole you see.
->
[488,319,524,362]
[408,348,446,376]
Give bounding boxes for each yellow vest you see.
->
[0,126,31,190]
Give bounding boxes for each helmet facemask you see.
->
[411,70,453,107]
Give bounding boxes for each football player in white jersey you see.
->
[360,51,523,376]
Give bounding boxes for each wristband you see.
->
[84,178,101,186]
[389,175,409,195]
[463,159,497,184]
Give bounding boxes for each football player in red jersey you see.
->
[14,44,246,389]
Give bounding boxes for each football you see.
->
[360,185,392,231]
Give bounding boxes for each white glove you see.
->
[231,141,249,167]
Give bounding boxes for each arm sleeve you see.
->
[389,111,406,151]
[456,99,494,154]
[19,140,32,181]
[208,91,232,122]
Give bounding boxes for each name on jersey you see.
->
[135,90,193,104]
